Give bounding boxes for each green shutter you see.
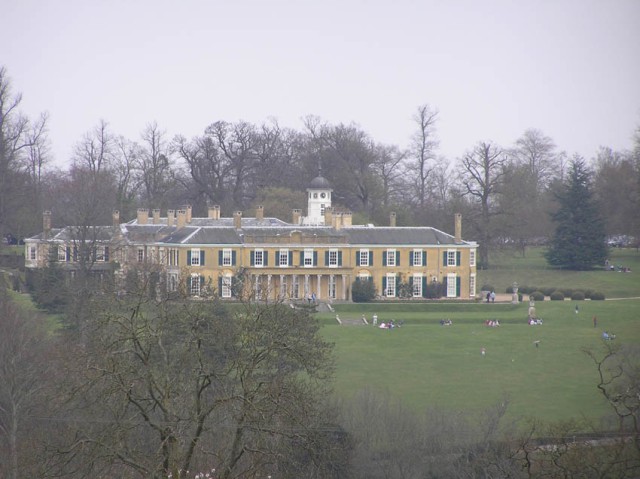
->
[200,250,205,266]
[369,250,373,266]
[104,246,109,261]
[396,251,400,266]
[422,250,427,266]
[288,251,292,266]
[218,277,222,296]
[188,276,192,292]
[356,251,360,266]
[456,276,461,296]
[250,251,255,266]
[456,251,461,266]
[66,247,71,262]
[338,251,342,266]
[325,251,329,266]
[313,251,317,266]
[232,251,236,265]
[443,252,447,266]
[187,250,192,264]
[218,250,223,265]
[422,276,427,297]
[382,277,387,295]
[383,252,387,266]
[300,251,304,265]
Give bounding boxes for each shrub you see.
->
[518,285,531,294]
[560,288,574,297]
[550,291,565,301]
[571,291,585,300]
[529,291,545,301]
[542,287,557,296]
[352,279,376,303]
[481,284,494,292]
[583,289,594,299]
[590,291,606,300]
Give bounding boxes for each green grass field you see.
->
[319,248,640,427]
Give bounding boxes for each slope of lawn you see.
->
[320,248,640,426]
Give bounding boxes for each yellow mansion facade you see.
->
[24,175,478,301]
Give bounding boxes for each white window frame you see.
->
[386,249,396,267]
[303,248,314,267]
[222,248,232,266]
[58,245,67,262]
[358,272,371,281]
[29,246,37,261]
[359,250,369,266]
[254,248,264,267]
[470,249,476,267]
[190,248,201,266]
[385,273,396,297]
[328,249,338,268]
[328,275,336,299]
[413,274,423,297]
[221,274,232,298]
[279,249,289,267]
[447,249,457,267]
[167,273,178,292]
[95,246,106,262]
[470,273,476,298]
[447,273,457,298]
[168,248,179,266]
[137,248,145,263]
[412,249,422,267]
[191,273,201,296]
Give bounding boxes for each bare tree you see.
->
[136,122,175,209]
[0,290,53,479]
[72,119,114,174]
[458,141,506,267]
[409,104,439,209]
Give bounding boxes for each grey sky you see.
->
[2,0,639,167]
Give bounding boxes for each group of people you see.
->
[439,319,453,326]
[605,260,632,272]
[485,291,496,303]
[379,319,401,329]
[528,317,543,325]
[484,319,500,327]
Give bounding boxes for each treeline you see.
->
[1,65,640,267]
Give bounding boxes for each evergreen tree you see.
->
[545,158,607,270]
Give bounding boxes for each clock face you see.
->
[313,193,318,198]
[320,192,326,198]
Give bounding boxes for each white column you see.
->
[280,274,285,298]
[316,274,322,299]
[267,274,272,300]
[342,274,347,300]
[304,274,310,297]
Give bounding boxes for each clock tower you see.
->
[303,171,332,225]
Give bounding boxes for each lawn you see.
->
[319,250,640,427]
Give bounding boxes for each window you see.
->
[29,246,37,261]
[328,275,336,299]
[328,249,339,267]
[58,245,67,262]
[137,248,145,263]
[279,249,289,267]
[167,273,178,292]
[222,248,232,266]
[470,273,476,298]
[190,248,201,266]
[191,274,201,296]
[412,250,422,267]
[359,250,369,266]
[254,249,264,267]
[358,273,371,282]
[447,273,457,297]
[385,274,396,297]
[95,246,106,262]
[386,249,396,267]
[304,249,314,267]
[413,274,423,297]
[470,249,476,267]
[221,275,232,298]
[447,250,456,266]
[168,248,179,266]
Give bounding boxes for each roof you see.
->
[308,175,332,189]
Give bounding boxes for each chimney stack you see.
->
[292,209,301,225]
[43,211,51,239]
[256,205,264,221]
[454,213,462,243]
[390,212,396,227]
[167,209,175,227]
[208,205,221,220]
[112,210,120,228]
[335,213,343,230]
[186,205,192,223]
[137,208,149,225]
[324,207,333,228]
[342,212,352,227]
[152,209,161,224]
[233,211,242,229]
[176,209,187,229]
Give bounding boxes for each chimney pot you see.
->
[137,208,149,225]
[390,212,397,227]
[233,211,242,229]
[454,213,462,242]
[256,205,264,221]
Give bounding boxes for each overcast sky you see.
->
[2,0,639,167]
